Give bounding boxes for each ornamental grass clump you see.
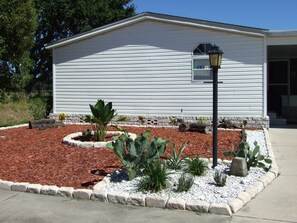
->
[214,170,227,187]
[185,157,208,176]
[138,160,170,193]
[176,173,194,192]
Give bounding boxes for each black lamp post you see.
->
[207,44,223,168]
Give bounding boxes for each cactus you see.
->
[223,141,272,171]
[107,130,168,180]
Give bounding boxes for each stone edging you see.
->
[0,127,278,216]
[62,131,137,148]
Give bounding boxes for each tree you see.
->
[28,0,135,92]
[0,0,37,92]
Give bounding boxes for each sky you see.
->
[132,0,297,30]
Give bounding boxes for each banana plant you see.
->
[84,99,128,141]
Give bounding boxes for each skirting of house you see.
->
[49,114,269,129]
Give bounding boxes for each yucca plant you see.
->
[177,173,194,192]
[165,141,189,170]
[138,160,170,193]
[185,157,208,176]
[84,99,128,141]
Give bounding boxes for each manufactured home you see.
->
[46,12,297,127]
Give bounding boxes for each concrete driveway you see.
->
[0,127,296,223]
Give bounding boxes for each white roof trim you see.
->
[147,16,265,38]
[45,16,147,49]
[268,30,297,37]
[46,13,265,49]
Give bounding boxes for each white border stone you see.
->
[62,131,137,148]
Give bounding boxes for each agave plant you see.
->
[84,99,128,141]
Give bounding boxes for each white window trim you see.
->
[191,55,212,82]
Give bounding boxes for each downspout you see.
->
[52,49,56,114]
[263,35,268,118]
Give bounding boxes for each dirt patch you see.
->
[0,125,241,189]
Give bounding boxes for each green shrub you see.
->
[57,113,67,120]
[214,170,227,187]
[177,173,194,192]
[185,157,208,176]
[29,97,47,120]
[107,130,168,180]
[165,142,189,170]
[138,160,170,193]
[138,116,145,125]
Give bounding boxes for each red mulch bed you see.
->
[0,125,241,189]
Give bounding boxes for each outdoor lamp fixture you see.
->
[207,44,223,168]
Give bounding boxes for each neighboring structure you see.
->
[46,12,297,127]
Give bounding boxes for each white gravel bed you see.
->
[103,130,269,204]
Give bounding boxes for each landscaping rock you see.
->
[228,198,244,213]
[146,195,168,208]
[29,119,64,130]
[209,203,232,216]
[245,181,264,198]
[166,198,186,210]
[107,191,129,204]
[126,194,146,206]
[185,200,209,212]
[57,187,74,198]
[0,180,13,190]
[93,181,107,192]
[26,184,42,194]
[230,157,248,177]
[40,185,59,196]
[237,191,252,204]
[179,123,212,134]
[11,182,29,192]
[72,189,92,200]
[91,191,108,202]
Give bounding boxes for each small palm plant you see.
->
[84,99,128,141]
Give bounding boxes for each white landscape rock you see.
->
[185,200,210,212]
[237,191,252,204]
[145,195,168,208]
[72,189,92,200]
[209,203,232,216]
[11,182,29,192]
[166,198,186,210]
[26,184,42,194]
[91,191,108,202]
[126,193,146,206]
[228,198,244,213]
[0,180,13,190]
[40,185,59,196]
[57,187,74,198]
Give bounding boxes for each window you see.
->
[192,43,212,81]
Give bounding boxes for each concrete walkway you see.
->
[0,127,296,223]
[232,127,297,223]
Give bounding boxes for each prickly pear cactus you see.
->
[107,130,168,180]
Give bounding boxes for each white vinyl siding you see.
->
[53,20,264,117]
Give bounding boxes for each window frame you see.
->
[191,45,212,82]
